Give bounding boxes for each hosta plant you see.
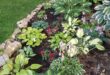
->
[92,0,110,30]
[49,57,84,75]
[60,18,105,57]
[49,32,72,50]
[37,10,46,19]
[52,0,92,19]
[62,18,81,36]
[32,21,48,29]
[0,53,42,75]
[19,46,36,58]
[18,27,47,47]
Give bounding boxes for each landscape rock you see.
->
[11,28,21,39]
[0,43,5,50]
[0,54,9,67]
[4,41,22,57]
[17,18,29,28]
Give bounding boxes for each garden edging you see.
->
[0,4,43,67]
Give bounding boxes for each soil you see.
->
[79,49,110,75]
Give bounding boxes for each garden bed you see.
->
[1,0,110,75]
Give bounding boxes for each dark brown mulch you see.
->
[79,49,110,75]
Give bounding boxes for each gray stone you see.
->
[0,54,9,67]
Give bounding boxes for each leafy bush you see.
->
[49,32,72,50]
[49,57,84,75]
[62,18,81,36]
[60,17,105,57]
[37,10,46,19]
[52,0,92,19]
[92,0,110,30]
[18,27,47,47]
[32,21,48,29]
[0,53,42,75]
[19,46,36,58]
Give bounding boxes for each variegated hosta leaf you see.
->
[94,5,104,10]
[68,38,78,45]
[67,45,78,57]
[89,38,102,45]
[84,36,91,41]
[96,44,105,51]
[83,48,89,54]
[92,11,102,18]
[103,0,110,5]
[103,7,110,15]
[68,17,72,25]
[76,28,84,38]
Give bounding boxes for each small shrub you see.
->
[49,32,72,50]
[32,21,48,29]
[18,27,47,47]
[52,0,92,19]
[92,0,110,30]
[19,46,36,58]
[60,17,105,57]
[49,57,84,75]
[0,53,42,75]
[37,10,46,19]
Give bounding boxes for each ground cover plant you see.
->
[1,0,110,75]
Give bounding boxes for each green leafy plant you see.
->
[32,21,48,29]
[52,0,92,19]
[0,53,42,75]
[43,2,52,9]
[19,46,36,58]
[37,10,45,19]
[49,57,84,75]
[92,0,101,3]
[92,0,110,30]
[18,27,47,47]
[62,18,81,36]
[49,32,72,50]
[60,17,105,57]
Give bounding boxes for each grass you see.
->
[0,0,43,43]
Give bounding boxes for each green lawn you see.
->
[0,0,42,43]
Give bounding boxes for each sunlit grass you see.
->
[0,0,42,43]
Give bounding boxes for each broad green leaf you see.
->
[89,38,102,45]
[30,64,42,69]
[26,70,34,75]
[94,5,104,10]
[96,44,105,51]
[18,69,28,75]
[47,70,52,75]
[15,54,24,65]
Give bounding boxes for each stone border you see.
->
[0,4,43,66]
